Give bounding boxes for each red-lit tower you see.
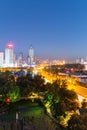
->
[5,42,14,67]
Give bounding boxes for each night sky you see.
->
[0,0,87,60]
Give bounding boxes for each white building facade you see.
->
[5,43,14,67]
[0,52,4,67]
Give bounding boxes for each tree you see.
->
[33,75,45,92]
[8,85,20,102]
[16,73,46,96]
[0,71,16,98]
[68,114,87,130]
[81,99,87,108]
[44,80,79,119]
[16,75,33,96]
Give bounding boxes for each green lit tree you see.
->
[8,86,20,102]
[44,80,79,120]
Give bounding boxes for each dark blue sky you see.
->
[0,0,87,60]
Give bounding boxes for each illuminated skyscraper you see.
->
[5,43,14,67]
[18,52,23,67]
[29,45,35,66]
[0,52,4,67]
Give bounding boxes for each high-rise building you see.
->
[29,45,35,66]
[0,52,4,67]
[17,52,23,67]
[76,58,84,64]
[5,43,14,67]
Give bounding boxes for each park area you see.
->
[0,99,63,130]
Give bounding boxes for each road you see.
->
[40,70,87,100]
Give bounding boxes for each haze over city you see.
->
[0,0,87,60]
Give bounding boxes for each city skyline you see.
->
[0,0,87,60]
[0,43,36,68]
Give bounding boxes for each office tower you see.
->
[29,45,34,66]
[5,43,14,67]
[0,52,4,67]
[13,53,16,64]
[13,53,18,67]
[76,58,83,64]
[17,52,23,67]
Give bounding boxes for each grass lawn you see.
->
[0,99,63,130]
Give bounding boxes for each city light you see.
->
[0,44,36,68]
[7,43,14,49]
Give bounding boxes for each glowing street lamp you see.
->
[6,97,11,104]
